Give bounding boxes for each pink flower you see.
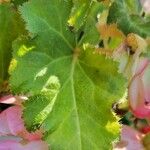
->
[114,125,144,150]
[129,58,150,118]
[0,95,48,150]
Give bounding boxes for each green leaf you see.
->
[108,0,150,37]
[0,3,25,86]
[10,0,126,149]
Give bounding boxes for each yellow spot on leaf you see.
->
[17,45,35,57]
[9,59,17,74]
[105,120,120,135]
[68,3,86,27]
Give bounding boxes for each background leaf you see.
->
[108,0,150,37]
[68,0,93,31]
[0,3,25,89]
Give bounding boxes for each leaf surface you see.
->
[10,0,126,149]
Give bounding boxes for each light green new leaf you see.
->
[10,0,126,149]
[0,3,25,86]
[108,0,150,37]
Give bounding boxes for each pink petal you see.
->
[0,95,17,104]
[0,105,43,141]
[0,139,49,150]
[0,95,48,149]
[134,58,150,76]
[131,106,150,118]
[6,106,25,135]
[129,75,145,109]
[0,95,25,105]
[0,104,26,136]
[114,125,144,150]
[0,140,22,150]
[0,109,11,135]
[129,58,150,118]
[0,106,25,136]
[142,64,150,103]
[23,140,49,150]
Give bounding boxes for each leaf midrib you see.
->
[71,56,82,150]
